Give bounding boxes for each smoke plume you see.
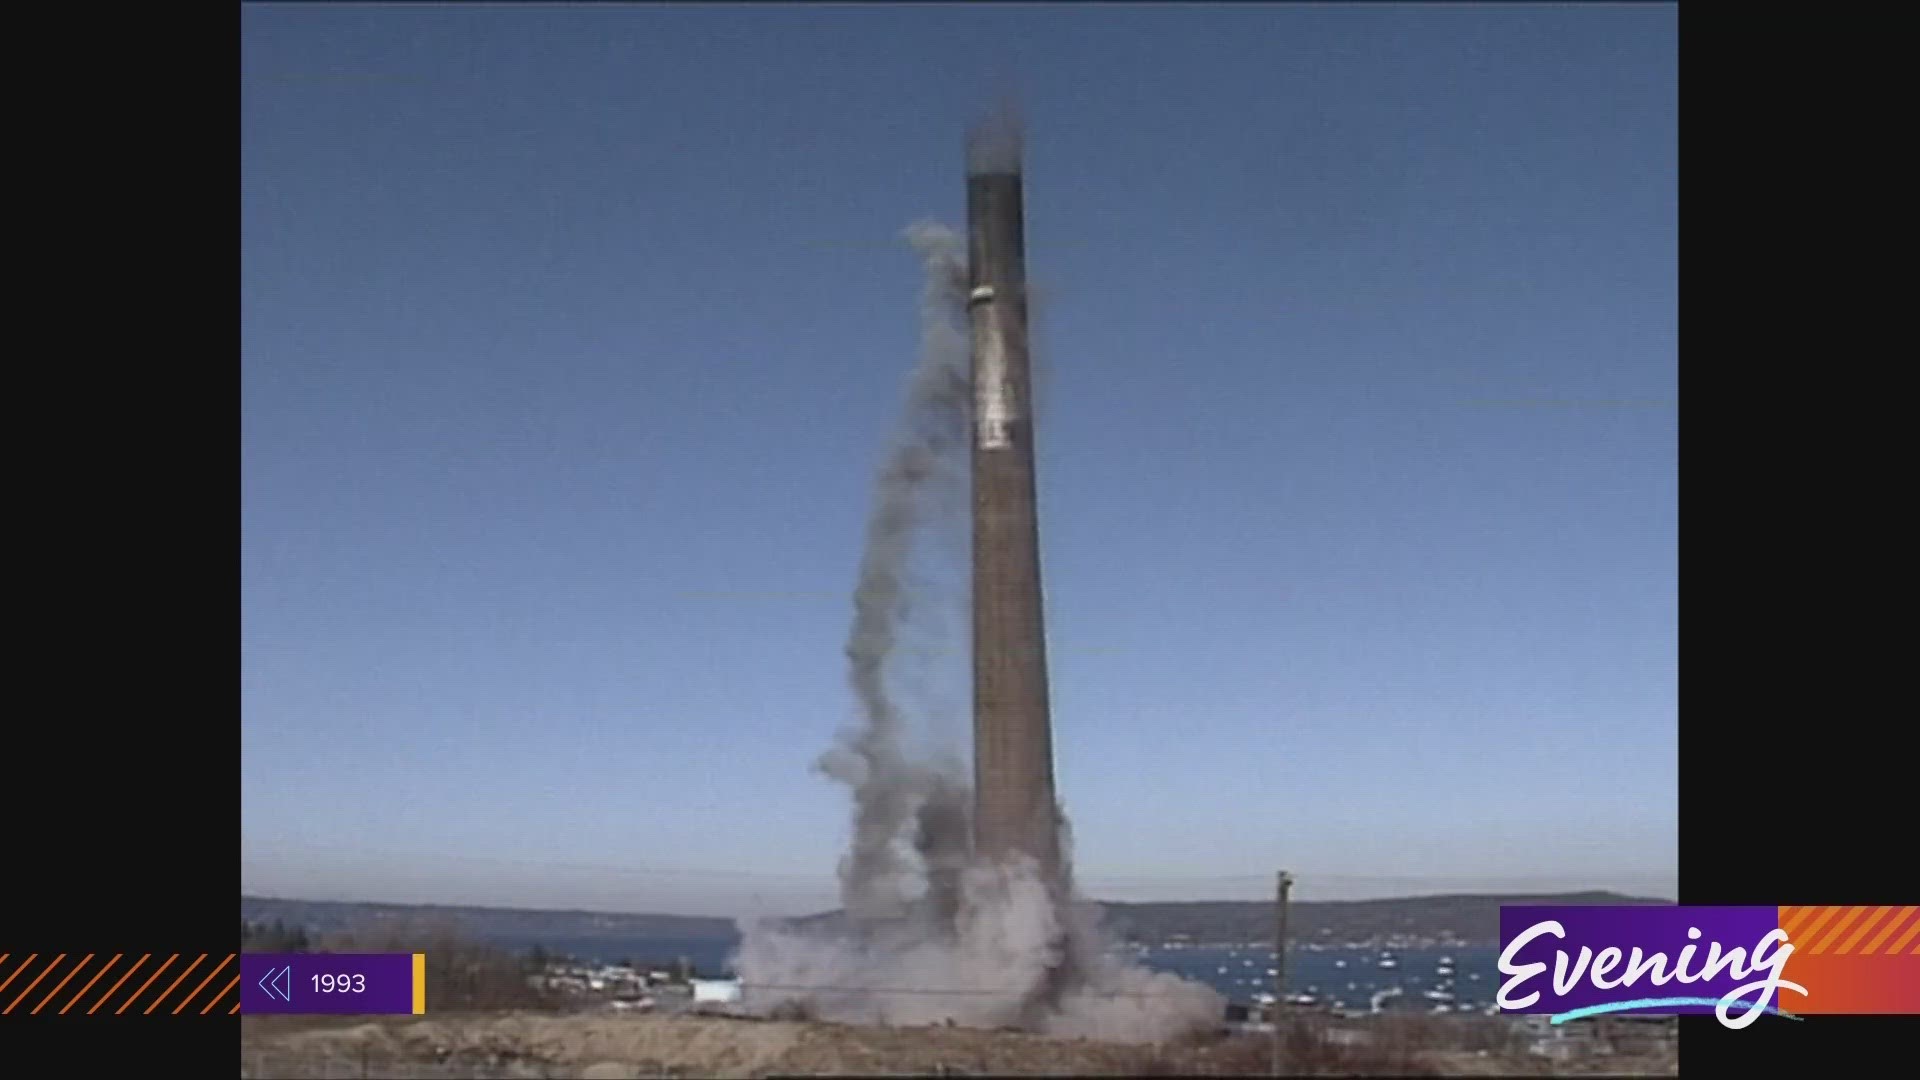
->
[813,220,972,926]
[732,222,1222,1044]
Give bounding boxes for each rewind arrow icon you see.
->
[258,964,292,1002]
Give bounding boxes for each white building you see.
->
[690,978,742,1007]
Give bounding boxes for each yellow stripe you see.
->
[412,953,426,1014]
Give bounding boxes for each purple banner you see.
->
[240,952,419,1015]
[1498,906,1794,1026]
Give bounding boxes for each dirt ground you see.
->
[239,1011,1679,1078]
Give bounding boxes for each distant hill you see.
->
[241,896,737,942]
[245,889,1668,949]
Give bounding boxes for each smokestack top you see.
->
[966,105,1024,177]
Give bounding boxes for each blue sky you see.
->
[241,4,1677,916]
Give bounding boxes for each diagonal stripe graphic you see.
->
[1790,906,1843,949]
[229,999,240,1015]
[5,954,67,1015]
[1891,915,1920,956]
[173,954,232,1014]
[118,954,175,1015]
[1784,905,1820,937]
[1835,907,1895,955]
[63,954,119,1014]
[0,954,39,999]
[1810,906,1869,954]
[202,974,240,1015]
[1861,907,1918,955]
[33,954,90,1014]
[1779,906,1818,940]
[91,954,147,1015]
[145,953,205,1015]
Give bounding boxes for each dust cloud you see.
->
[731,222,1221,1044]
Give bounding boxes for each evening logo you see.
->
[1498,905,1920,1029]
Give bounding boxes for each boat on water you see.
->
[1377,957,1399,969]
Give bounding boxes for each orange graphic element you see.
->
[63,954,119,1014]
[0,954,38,1000]
[1893,913,1920,955]
[1859,907,1917,955]
[1784,905,1842,947]
[145,953,205,1015]
[1779,908,1811,939]
[4,954,66,1015]
[1807,906,1870,954]
[203,974,240,1015]
[1779,906,1920,1014]
[0,952,246,1018]
[1833,907,1894,954]
[173,954,232,1014]
[117,953,176,1015]
[33,953,91,1014]
[90,954,147,1014]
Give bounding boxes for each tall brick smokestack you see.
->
[734,127,1225,1044]
[965,114,1062,889]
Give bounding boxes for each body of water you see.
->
[1141,944,1502,1013]
[477,930,1501,1014]
[479,931,737,977]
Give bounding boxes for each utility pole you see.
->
[1270,870,1294,1077]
